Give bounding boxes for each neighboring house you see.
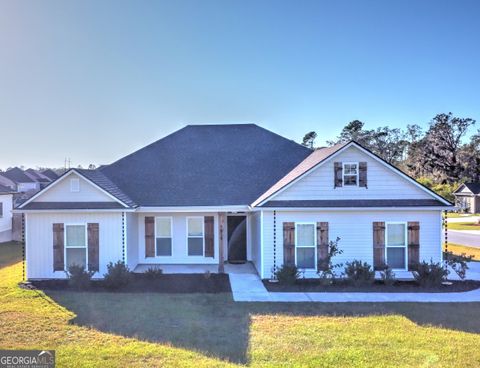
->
[0,184,14,243]
[41,169,60,181]
[453,183,480,214]
[16,124,453,280]
[25,169,53,189]
[0,167,40,193]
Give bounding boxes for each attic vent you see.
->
[70,178,80,192]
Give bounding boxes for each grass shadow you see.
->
[45,291,480,364]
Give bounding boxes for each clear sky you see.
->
[0,0,479,169]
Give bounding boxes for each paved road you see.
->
[448,230,480,247]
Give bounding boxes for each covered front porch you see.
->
[133,262,257,274]
[125,209,258,274]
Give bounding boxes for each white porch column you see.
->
[218,212,226,273]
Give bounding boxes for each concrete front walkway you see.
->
[229,270,480,303]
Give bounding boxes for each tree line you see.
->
[302,113,479,201]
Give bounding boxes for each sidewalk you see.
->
[229,268,480,303]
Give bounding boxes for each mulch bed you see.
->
[263,279,480,293]
[31,273,231,293]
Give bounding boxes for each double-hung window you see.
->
[295,223,316,270]
[155,217,172,256]
[385,222,407,270]
[187,217,204,256]
[343,162,358,186]
[65,224,87,270]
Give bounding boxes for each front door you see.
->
[227,215,247,263]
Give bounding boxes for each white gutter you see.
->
[135,205,250,213]
[251,206,455,212]
[13,208,136,213]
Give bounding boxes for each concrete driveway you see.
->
[448,230,480,247]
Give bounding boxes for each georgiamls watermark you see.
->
[0,350,55,368]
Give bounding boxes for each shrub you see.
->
[66,264,94,290]
[144,266,163,280]
[103,261,132,289]
[380,266,396,286]
[275,264,300,285]
[444,250,473,280]
[413,260,449,287]
[344,260,375,286]
[317,237,344,282]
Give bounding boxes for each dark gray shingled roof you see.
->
[455,183,480,195]
[21,202,125,210]
[261,199,448,208]
[1,167,35,183]
[41,169,59,180]
[100,124,312,206]
[75,169,137,208]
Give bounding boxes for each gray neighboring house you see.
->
[0,167,40,193]
[41,169,60,181]
[0,184,14,242]
[453,183,480,213]
[25,169,53,189]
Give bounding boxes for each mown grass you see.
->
[446,243,480,260]
[0,241,22,268]
[447,213,479,218]
[448,222,480,231]
[1,245,480,366]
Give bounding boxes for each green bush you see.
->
[444,251,473,280]
[414,260,449,287]
[344,260,375,286]
[144,266,163,279]
[380,266,396,286]
[103,261,132,289]
[275,264,300,285]
[66,264,94,290]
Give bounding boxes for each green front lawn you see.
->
[448,222,480,231]
[0,241,22,268]
[1,248,480,366]
[447,213,479,218]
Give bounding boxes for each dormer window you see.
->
[343,162,358,186]
[70,178,80,192]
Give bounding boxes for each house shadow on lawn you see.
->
[44,291,480,364]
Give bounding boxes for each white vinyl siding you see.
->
[35,172,116,203]
[26,212,123,279]
[0,194,13,242]
[274,146,433,200]
[261,210,442,279]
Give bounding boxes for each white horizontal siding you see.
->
[137,212,219,265]
[35,172,114,202]
[0,194,13,234]
[26,212,123,279]
[126,212,139,269]
[250,211,262,275]
[261,209,442,279]
[275,146,431,200]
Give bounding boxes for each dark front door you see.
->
[227,215,247,263]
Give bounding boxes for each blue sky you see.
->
[0,0,479,169]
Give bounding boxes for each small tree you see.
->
[317,237,343,283]
[444,251,473,280]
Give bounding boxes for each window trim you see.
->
[70,178,80,192]
[294,222,317,271]
[154,216,173,257]
[186,216,205,257]
[342,162,359,187]
[64,223,88,271]
[0,202,3,218]
[385,221,408,271]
